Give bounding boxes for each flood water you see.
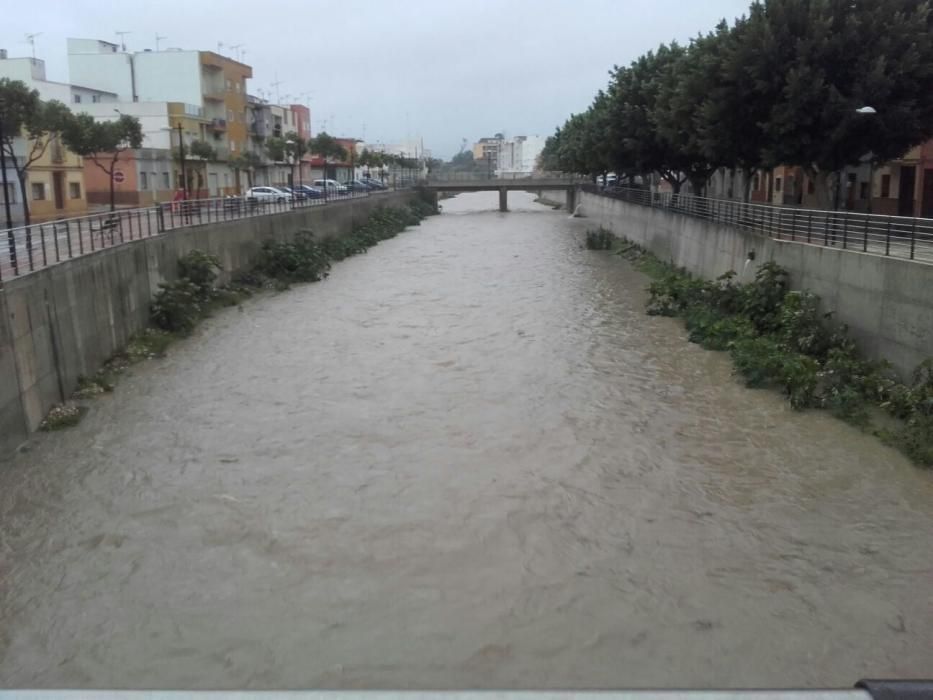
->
[1,191,932,689]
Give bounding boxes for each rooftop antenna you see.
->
[155,34,167,51]
[24,33,41,59]
[270,75,282,104]
[217,41,224,54]
[240,48,247,63]
[229,44,243,61]
[115,31,130,51]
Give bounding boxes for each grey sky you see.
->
[5,0,751,158]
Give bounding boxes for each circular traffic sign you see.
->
[113,170,126,184]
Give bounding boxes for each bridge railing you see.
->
[586,185,933,263]
[0,184,411,282]
[424,171,589,183]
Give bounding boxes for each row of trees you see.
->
[540,0,933,207]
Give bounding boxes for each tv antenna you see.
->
[24,33,41,59]
[155,34,167,51]
[229,44,243,61]
[115,31,130,51]
[270,76,282,104]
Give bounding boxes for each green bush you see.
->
[585,228,615,250]
[253,231,331,284]
[177,250,221,299]
[151,279,203,334]
[742,262,789,333]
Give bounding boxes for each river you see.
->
[1,191,932,689]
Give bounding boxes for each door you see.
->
[53,171,65,210]
[209,173,219,197]
[921,169,933,218]
[898,165,916,216]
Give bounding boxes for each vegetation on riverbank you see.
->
[39,199,436,431]
[588,229,933,467]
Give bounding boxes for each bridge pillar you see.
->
[498,187,508,212]
[567,187,577,213]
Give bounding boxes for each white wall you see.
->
[75,102,173,150]
[68,51,135,101]
[133,51,201,104]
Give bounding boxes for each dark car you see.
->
[343,179,375,192]
[292,185,324,199]
[361,177,388,190]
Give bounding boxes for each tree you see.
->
[0,79,72,225]
[229,151,262,189]
[308,131,347,179]
[741,0,933,207]
[284,131,308,185]
[264,136,287,163]
[61,113,143,212]
[188,139,216,161]
[449,150,475,170]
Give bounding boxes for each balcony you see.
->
[211,118,227,132]
[250,120,267,138]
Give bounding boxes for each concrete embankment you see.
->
[0,191,417,457]
[580,189,933,378]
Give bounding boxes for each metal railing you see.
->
[586,186,933,263]
[0,185,408,282]
[425,171,589,182]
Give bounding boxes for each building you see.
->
[66,39,254,199]
[0,51,103,223]
[472,134,504,170]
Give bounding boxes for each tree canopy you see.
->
[544,0,933,203]
[61,113,143,211]
[0,79,73,224]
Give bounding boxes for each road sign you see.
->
[113,170,126,184]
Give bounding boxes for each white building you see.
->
[0,52,116,105]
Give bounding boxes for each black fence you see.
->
[585,185,933,262]
[0,186,404,282]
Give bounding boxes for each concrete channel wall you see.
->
[580,190,933,379]
[0,191,417,457]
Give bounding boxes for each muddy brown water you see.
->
[1,191,932,689]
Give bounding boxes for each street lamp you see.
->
[285,139,296,189]
[855,106,878,213]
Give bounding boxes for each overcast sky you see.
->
[5,0,751,158]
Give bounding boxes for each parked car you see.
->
[361,177,388,190]
[246,186,292,203]
[343,179,376,192]
[292,184,323,199]
[280,186,308,201]
[313,179,349,194]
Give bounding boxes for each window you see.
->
[92,94,101,103]
[68,182,81,199]
[150,172,157,190]
[31,182,46,200]
[881,174,891,198]
[73,94,82,104]
[807,179,815,195]
[774,177,782,192]
[224,173,229,187]
[226,79,233,90]
[140,172,148,189]
[3,182,17,204]
[162,172,170,189]
[227,109,234,122]
[859,182,870,200]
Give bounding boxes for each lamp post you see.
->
[285,139,295,189]
[177,122,188,200]
[855,106,878,214]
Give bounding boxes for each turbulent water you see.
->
[1,191,932,689]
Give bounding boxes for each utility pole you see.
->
[155,34,167,51]
[115,31,130,51]
[177,123,188,199]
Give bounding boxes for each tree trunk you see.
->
[109,170,116,212]
[17,172,31,225]
[743,167,755,203]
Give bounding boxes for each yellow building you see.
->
[23,134,88,223]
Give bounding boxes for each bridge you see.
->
[421,172,586,211]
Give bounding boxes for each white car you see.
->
[246,186,292,203]
[313,179,349,194]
